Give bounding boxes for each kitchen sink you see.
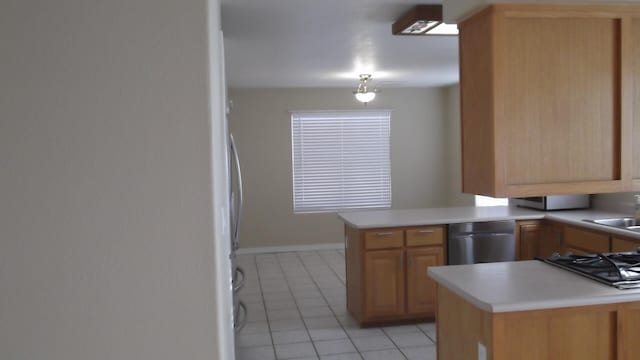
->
[625,226,640,233]
[590,217,637,227]
[583,217,639,230]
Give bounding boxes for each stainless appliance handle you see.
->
[376,232,394,237]
[233,266,245,293]
[451,232,513,238]
[229,133,243,250]
[234,301,247,333]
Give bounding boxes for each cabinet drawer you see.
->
[364,230,403,250]
[406,227,444,247]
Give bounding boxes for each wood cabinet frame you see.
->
[459,4,640,197]
[437,285,625,360]
[516,220,566,260]
[345,224,445,325]
[562,225,611,255]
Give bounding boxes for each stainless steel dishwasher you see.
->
[447,220,516,264]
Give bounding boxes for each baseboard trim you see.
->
[236,242,344,255]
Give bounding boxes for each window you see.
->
[291,110,391,213]
[475,195,508,207]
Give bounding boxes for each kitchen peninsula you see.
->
[428,261,640,360]
[339,206,640,326]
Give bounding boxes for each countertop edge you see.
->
[427,267,496,313]
[338,207,640,239]
[338,214,545,229]
[337,208,546,229]
[429,261,640,313]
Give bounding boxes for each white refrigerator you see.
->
[210,24,246,357]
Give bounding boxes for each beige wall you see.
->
[1,1,229,359]
[592,192,639,213]
[229,87,465,248]
[445,84,476,206]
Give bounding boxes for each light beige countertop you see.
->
[544,209,640,239]
[338,206,544,228]
[338,206,640,239]
[428,260,640,313]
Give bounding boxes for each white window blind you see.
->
[291,110,391,213]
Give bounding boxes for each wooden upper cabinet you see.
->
[459,4,640,197]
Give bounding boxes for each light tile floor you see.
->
[235,250,437,360]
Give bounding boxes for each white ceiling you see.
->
[220,0,459,89]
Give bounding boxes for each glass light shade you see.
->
[355,91,376,103]
[401,20,439,34]
[425,23,458,35]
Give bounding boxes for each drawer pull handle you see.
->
[376,232,394,237]
[417,230,435,234]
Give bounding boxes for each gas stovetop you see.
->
[538,251,640,289]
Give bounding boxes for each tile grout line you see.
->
[252,253,279,360]
[317,249,443,359]
[322,249,437,349]
[273,252,322,360]
[242,250,435,360]
[314,249,410,360]
[297,250,383,360]
[315,249,347,287]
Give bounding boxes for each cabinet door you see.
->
[618,302,640,360]
[406,247,443,315]
[460,5,627,196]
[501,15,620,188]
[518,221,541,260]
[364,249,404,318]
[539,222,564,257]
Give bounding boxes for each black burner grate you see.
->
[538,252,640,289]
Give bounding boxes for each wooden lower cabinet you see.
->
[618,302,640,359]
[523,221,622,258]
[517,220,541,260]
[363,249,404,318]
[346,224,445,325]
[517,220,566,259]
[406,247,443,315]
[563,225,610,254]
[611,237,640,252]
[539,221,564,257]
[437,285,628,360]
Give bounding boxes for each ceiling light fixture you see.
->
[392,5,458,36]
[353,74,378,104]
